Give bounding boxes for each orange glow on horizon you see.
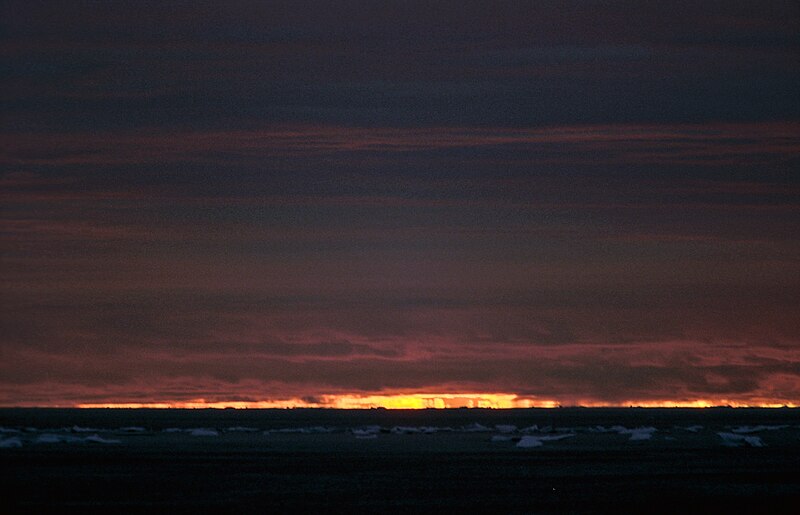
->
[75,394,553,410]
[73,394,798,409]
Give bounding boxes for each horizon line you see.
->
[2,405,798,410]
[1,393,796,410]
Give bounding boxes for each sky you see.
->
[2,1,799,407]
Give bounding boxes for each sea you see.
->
[2,407,799,513]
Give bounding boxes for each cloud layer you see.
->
[2,1,799,406]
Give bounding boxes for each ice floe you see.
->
[189,428,219,437]
[85,434,121,444]
[516,433,576,448]
[35,433,120,444]
[516,436,545,448]
[589,425,657,441]
[391,426,417,434]
[36,433,82,444]
[226,426,259,433]
[269,426,335,434]
[297,426,335,434]
[622,427,657,441]
[717,432,765,447]
[164,427,224,436]
[0,437,23,448]
[729,425,788,434]
[36,434,65,444]
[70,425,100,433]
[352,426,381,438]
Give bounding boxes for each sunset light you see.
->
[76,394,551,409]
[3,2,799,512]
[73,395,796,410]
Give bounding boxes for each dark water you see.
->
[2,408,799,513]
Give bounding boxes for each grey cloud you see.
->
[472,45,652,66]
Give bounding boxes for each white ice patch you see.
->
[589,425,616,433]
[516,433,576,448]
[392,426,423,434]
[163,428,185,433]
[0,427,21,434]
[0,437,23,448]
[352,426,381,437]
[540,433,576,442]
[119,426,146,432]
[516,436,544,448]
[36,433,81,444]
[71,425,100,433]
[592,425,657,441]
[226,426,259,432]
[682,425,704,433]
[519,425,540,434]
[189,428,219,437]
[269,426,334,434]
[730,425,788,434]
[36,434,63,443]
[85,434,121,444]
[623,427,657,441]
[717,432,765,447]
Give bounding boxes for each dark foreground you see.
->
[2,408,799,514]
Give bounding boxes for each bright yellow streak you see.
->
[319,393,559,409]
[75,394,797,409]
[76,394,556,409]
